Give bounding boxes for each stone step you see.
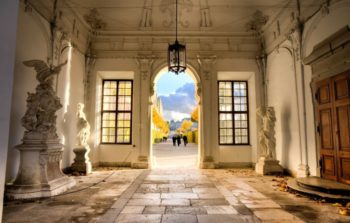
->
[296,177,350,195]
[287,179,350,202]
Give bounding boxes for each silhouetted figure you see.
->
[176,135,181,147]
[163,136,167,142]
[183,135,188,147]
[172,135,176,146]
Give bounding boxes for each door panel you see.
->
[320,109,333,149]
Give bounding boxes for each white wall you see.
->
[266,47,301,175]
[302,0,350,176]
[6,3,50,181]
[215,59,262,166]
[89,59,141,166]
[0,0,19,221]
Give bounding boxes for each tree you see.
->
[152,107,169,135]
[181,120,192,132]
[191,106,198,122]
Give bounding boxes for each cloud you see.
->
[159,83,196,121]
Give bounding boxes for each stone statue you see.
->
[76,103,90,146]
[6,59,76,200]
[21,60,67,140]
[257,106,276,159]
[255,106,282,175]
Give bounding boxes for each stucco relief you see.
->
[84,8,107,31]
[160,0,193,28]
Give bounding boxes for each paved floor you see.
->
[152,141,198,169]
[3,144,350,223]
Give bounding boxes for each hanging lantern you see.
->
[167,0,186,75]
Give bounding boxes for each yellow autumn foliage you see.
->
[181,120,192,132]
[191,106,198,122]
[152,108,169,135]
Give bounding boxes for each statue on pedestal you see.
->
[257,106,276,159]
[71,103,92,174]
[6,60,75,200]
[255,106,283,175]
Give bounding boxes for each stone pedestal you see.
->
[200,156,216,169]
[6,139,75,200]
[132,156,149,169]
[71,146,92,174]
[255,157,283,175]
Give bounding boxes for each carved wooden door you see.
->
[316,71,350,184]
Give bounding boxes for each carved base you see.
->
[255,157,283,175]
[71,146,92,174]
[200,156,216,169]
[5,139,75,200]
[132,156,149,169]
[297,164,310,178]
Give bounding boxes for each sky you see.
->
[156,71,196,121]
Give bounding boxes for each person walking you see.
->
[176,135,181,147]
[172,135,176,146]
[183,135,188,147]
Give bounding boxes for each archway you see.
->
[150,65,202,169]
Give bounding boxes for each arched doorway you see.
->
[150,65,202,169]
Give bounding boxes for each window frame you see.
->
[218,80,250,146]
[101,79,133,145]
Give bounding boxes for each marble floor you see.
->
[3,167,350,222]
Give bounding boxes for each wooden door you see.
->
[316,71,350,184]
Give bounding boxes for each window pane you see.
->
[102,80,132,144]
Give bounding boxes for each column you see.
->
[198,56,216,168]
[132,56,154,168]
[0,0,19,221]
[289,24,310,178]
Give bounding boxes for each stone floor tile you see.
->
[127,199,161,206]
[161,193,199,199]
[254,209,302,221]
[161,198,190,206]
[115,214,161,223]
[169,188,193,193]
[143,206,166,214]
[185,183,216,188]
[165,206,207,214]
[233,204,254,215]
[192,188,220,194]
[190,199,229,206]
[204,205,238,214]
[132,193,161,199]
[225,196,239,205]
[120,206,145,214]
[216,186,234,197]
[242,199,280,209]
[161,214,198,223]
[197,214,255,223]
[197,193,225,199]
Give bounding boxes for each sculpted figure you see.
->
[76,103,90,146]
[257,107,276,159]
[21,60,66,139]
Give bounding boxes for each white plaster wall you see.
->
[266,48,301,175]
[56,48,85,168]
[302,0,350,176]
[89,59,141,165]
[0,0,19,221]
[214,59,262,166]
[6,4,50,181]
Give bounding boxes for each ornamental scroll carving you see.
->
[22,60,67,140]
